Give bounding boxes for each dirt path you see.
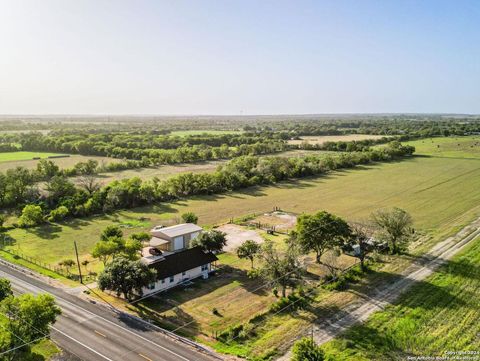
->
[216,224,264,252]
[277,217,480,360]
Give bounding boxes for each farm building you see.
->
[140,223,217,295]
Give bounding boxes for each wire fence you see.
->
[0,235,96,282]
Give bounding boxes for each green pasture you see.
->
[0,151,66,163]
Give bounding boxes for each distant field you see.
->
[83,160,226,185]
[169,129,242,136]
[0,153,122,172]
[0,151,66,163]
[403,136,480,159]
[288,134,389,145]
[322,236,480,360]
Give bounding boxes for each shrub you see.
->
[291,337,324,361]
[48,206,69,222]
[18,205,44,228]
[269,294,307,313]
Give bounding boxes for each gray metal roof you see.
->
[151,223,202,238]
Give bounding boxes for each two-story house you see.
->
[140,223,217,295]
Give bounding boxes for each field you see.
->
[6,144,480,269]
[404,136,480,159]
[3,136,480,358]
[79,160,226,185]
[288,134,389,145]
[321,236,480,360]
[0,151,66,163]
[0,153,122,172]
[169,130,242,136]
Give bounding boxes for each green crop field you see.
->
[321,236,480,360]
[0,151,66,163]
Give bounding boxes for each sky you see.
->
[0,0,479,115]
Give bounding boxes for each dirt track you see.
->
[277,217,480,360]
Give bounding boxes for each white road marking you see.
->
[0,269,193,361]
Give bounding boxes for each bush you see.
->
[291,337,324,361]
[269,294,307,313]
[181,212,198,224]
[18,205,44,228]
[48,206,69,222]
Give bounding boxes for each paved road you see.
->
[277,217,480,360]
[0,263,221,361]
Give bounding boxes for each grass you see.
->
[169,130,242,137]
[403,136,480,159]
[321,237,480,360]
[30,339,61,360]
[288,134,390,145]
[0,151,66,163]
[6,152,480,276]
[2,136,480,357]
[0,154,121,172]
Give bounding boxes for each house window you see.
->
[161,279,165,284]
[182,271,186,276]
[169,276,175,283]
[148,282,156,290]
[190,232,199,240]
[201,264,209,272]
[173,236,184,250]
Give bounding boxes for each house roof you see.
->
[151,223,202,238]
[149,237,170,247]
[149,246,217,280]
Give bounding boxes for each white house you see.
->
[140,223,217,295]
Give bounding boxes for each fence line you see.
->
[0,236,70,278]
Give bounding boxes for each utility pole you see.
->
[74,241,83,284]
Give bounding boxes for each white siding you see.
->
[141,264,211,296]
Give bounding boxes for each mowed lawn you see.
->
[321,237,480,360]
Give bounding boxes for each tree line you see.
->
[3,142,414,228]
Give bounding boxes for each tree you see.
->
[78,173,101,195]
[260,240,303,297]
[92,240,123,266]
[124,238,142,260]
[236,240,261,269]
[291,337,324,361]
[0,278,12,301]
[100,225,123,242]
[296,211,351,263]
[45,175,76,203]
[181,212,199,224]
[97,257,157,300]
[81,259,90,274]
[1,293,61,361]
[18,204,44,228]
[371,207,413,254]
[344,223,376,271]
[191,230,227,253]
[59,259,76,275]
[36,159,60,179]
